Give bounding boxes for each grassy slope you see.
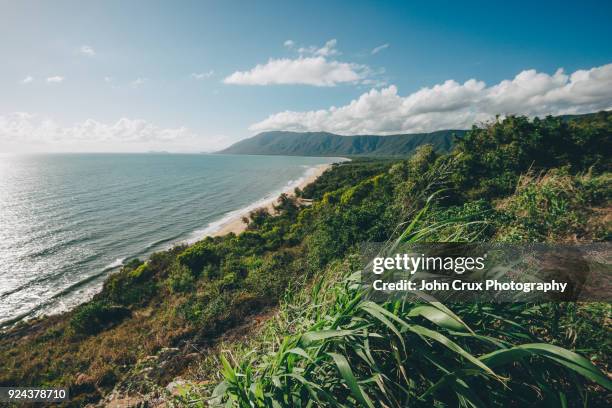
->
[198,112,612,407]
[0,112,610,407]
[0,158,402,407]
[199,172,611,406]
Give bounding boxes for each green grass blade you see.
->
[328,352,375,408]
[408,305,467,332]
[480,343,612,390]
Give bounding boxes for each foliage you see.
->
[70,301,131,336]
[219,129,461,157]
[206,113,612,407]
[166,263,196,293]
[103,261,159,305]
[451,111,612,200]
[0,113,610,406]
[494,169,610,242]
[210,199,611,407]
[177,239,221,275]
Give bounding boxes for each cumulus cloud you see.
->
[79,45,96,56]
[224,39,375,86]
[0,113,190,143]
[0,112,247,153]
[224,57,368,86]
[371,43,389,55]
[0,113,232,152]
[46,76,64,83]
[191,70,214,80]
[249,64,612,134]
[21,76,33,84]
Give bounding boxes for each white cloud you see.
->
[0,113,233,152]
[313,39,339,57]
[224,56,369,87]
[224,39,372,87]
[104,76,113,83]
[296,39,340,57]
[191,70,214,80]
[131,77,147,87]
[249,63,612,134]
[371,43,389,55]
[0,113,186,143]
[21,76,34,84]
[46,76,64,83]
[79,45,96,57]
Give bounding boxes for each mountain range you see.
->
[219,129,467,157]
[218,112,605,157]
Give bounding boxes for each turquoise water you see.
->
[0,153,340,326]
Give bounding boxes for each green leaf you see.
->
[328,352,374,408]
[300,329,357,346]
[407,324,497,377]
[219,355,237,383]
[359,302,405,348]
[408,305,467,332]
[480,343,612,390]
[286,347,313,362]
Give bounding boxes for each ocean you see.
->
[0,153,340,326]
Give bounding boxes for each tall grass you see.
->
[208,202,611,407]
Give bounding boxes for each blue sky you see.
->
[1,0,611,152]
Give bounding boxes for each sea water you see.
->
[0,153,340,326]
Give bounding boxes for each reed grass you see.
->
[206,200,611,407]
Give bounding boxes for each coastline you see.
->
[0,160,337,328]
[209,163,331,237]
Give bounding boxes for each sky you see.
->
[1,0,611,153]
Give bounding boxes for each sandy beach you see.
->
[210,163,331,237]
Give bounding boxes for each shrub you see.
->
[244,250,296,300]
[451,112,612,200]
[166,263,196,293]
[212,207,612,407]
[244,208,271,230]
[177,240,220,275]
[495,170,603,241]
[103,262,157,305]
[70,301,130,336]
[219,272,238,291]
[221,257,248,280]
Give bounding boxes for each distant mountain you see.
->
[218,129,467,157]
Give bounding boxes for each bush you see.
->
[244,250,296,299]
[451,112,612,200]
[219,272,238,291]
[103,262,157,305]
[166,263,196,293]
[177,240,220,275]
[495,170,604,241]
[70,301,130,336]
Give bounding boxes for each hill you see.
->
[1,112,609,406]
[218,129,466,156]
[219,112,609,157]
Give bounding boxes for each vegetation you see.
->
[204,111,612,407]
[219,129,463,156]
[0,112,610,406]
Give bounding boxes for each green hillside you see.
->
[218,129,465,156]
[0,112,609,406]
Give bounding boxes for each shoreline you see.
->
[208,163,331,237]
[0,161,337,328]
